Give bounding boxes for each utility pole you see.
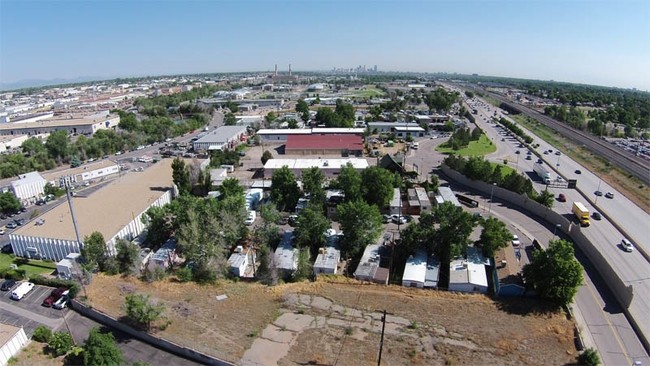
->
[377,309,387,366]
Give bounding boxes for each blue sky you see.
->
[1,0,649,89]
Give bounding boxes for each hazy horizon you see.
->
[2,0,648,90]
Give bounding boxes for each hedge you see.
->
[0,268,27,280]
[29,275,81,299]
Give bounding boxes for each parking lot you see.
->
[0,283,67,336]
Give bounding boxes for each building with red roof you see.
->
[285,134,363,156]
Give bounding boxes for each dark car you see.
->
[19,207,27,213]
[515,150,521,154]
[592,212,602,220]
[1,243,13,254]
[558,193,566,202]
[574,169,581,174]
[14,218,25,226]
[275,216,289,225]
[0,279,16,291]
[595,190,603,197]
[288,215,298,227]
[42,288,67,307]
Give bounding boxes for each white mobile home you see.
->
[402,250,428,288]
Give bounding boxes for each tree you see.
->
[337,200,383,259]
[270,166,300,211]
[295,205,329,254]
[172,157,191,195]
[43,182,65,198]
[0,192,21,214]
[535,189,555,208]
[578,348,601,366]
[334,99,355,127]
[123,293,166,331]
[219,177,244,201]
[336,163,362,202]
[522,239,583,305]
[32,325,52,343]
[361,166,396,207]
[293,247,312,282]
[261,150,273,165]
[48,331,73,356]
[225,101,239,113]
[430,202,478,263]
[45,130,71,162]
[301,167,325,205]
[296,99,310,122]
[21,137,47,156]
[115,239,139,275]
[81,231,107,269]
[287,119,299,129]
[479,217,512,257]
[224,112,237,126]
[265,111,277,124]
[83,327,123,366]
[315,107,339,127]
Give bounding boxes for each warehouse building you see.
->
[10,172,47,204]
[8,159,175,262]
[285,134,363,156]
[192,125,247,151]
[42,159,120,188]
[0,112,119,137]
[263,158,369,179]
[367,122,422,135]
[257,128,364,142]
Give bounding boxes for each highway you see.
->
[461,96,650,358]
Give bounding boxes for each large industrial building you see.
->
[262,158,369,179]
[8,159,175,262]
[10,172,47,204]
[41,159,120,188]
[192,125,247,151]
[0,112,119,137]
[257,128,365,142]
[285,134,363,156]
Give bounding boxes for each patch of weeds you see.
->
[280,325,287,331]
[296,308,305,315]
[345,327,354,335]
[409,348,418,358]
[408,321,419,330]
[247,330,259,338]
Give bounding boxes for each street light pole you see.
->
[488,183,496,216]
[552,223,561,240]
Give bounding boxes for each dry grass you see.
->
[84,274,576,365]
[11,342,64,366]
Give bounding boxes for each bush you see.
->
[32,325,52,343]
[141,266,167,283]
[48,331,73,356]
[175,267,192,282]
[29,275,80,299]
[0,268,26,280]
[578,348,600,366]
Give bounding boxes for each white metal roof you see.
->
[194,125,247,144]
[264,158,369,170]
[402,250,427,283]
[11,172,46,187]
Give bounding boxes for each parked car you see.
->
[36,199,46,206]
[592,212,602,220]
[42,288,67,307]
[14,218,25,226]
[555,151,561,156]
[53,294,69,310]
[525,155,532,160]
[620,238,634,252]
[0,228,5,235]
[391,214,407,225]
[275,216,289,225]
[558,193,566,202]
[6,222,17,229]
[574,169,582,174]
[0,279,16,291]
[537,159,543,164]
[19,207,27,213]
[515,150,521,154]
[288,215,298,227]
[511,236,521,247]
[595,190,603,197]
[605,192,614,199]
[382,214,392,223]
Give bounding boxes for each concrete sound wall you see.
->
[441,166,634,308]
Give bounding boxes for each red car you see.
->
[42,288,67,307]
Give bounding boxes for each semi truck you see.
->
[533,163,551,184]
[572,202,590,227]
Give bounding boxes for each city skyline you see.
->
[1,0,648,90]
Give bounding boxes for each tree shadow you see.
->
[149,186,171,192]
[494,296,562,316]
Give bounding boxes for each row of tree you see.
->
[498,117,534,144]
[441,126,483,150]
[32,325,124,366]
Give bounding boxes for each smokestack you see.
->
[274,64,278,76]
[289,64,292,76]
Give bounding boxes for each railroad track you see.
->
[486,92,650,185]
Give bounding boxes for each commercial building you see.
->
[263,158,369,179]
[41,159,120,187]
[0,323,29,366]
[192,125,247,151]
[367,122,424,137]
[405,187,431,215]
[8,159,175,262]
[256,128,364,142]
[0,112,119,137]
[448,247,489,294]
[285,134,363,156]
[10,172,47,204]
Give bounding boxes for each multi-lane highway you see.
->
[460,95,650,358]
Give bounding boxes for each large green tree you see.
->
[336,163,362,202]
[123,293,166,331]
[81,231,107,270]
[48,331,73,356]
[83,327,123,366]
[0,192,21,214]
[115,238,140,275]
[295,205,330,255]
[337,200,383,259]
[301,167,325,206]
[431,202,478,263]
[361,166,397,207]
[522,239,583,305]
[261,150,273,165]
[45,130,71,162]
[219,177,245,205]
[172,157,191,195]
[295,99,310,122]
[270,166,300,211]
[479,217,512,257]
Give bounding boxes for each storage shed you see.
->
[0,323,28,366]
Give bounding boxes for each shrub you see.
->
[0,268,26,280]
[32,325,52,343]
[48,331,73,356]
[29,275,80,299]
[175,267,192,282]
[578,348,600,366]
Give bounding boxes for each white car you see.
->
[511,235,521,247]
[53,290,69,309]
[244,211,256,225]
[0,229,5,235]
[621,239,634,252]
[391,214,407,225]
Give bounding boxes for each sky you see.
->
[1,0,649,90]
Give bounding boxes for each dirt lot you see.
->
[84,274,576,365]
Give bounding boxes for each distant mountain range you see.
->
[0,76,109,91]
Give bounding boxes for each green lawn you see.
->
[436,135,497,156]
[0,254,57,278]
[352,87,385,98]
[490,162,516,178]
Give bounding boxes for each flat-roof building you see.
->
[42,159,120,188]
[313,235,341,276]
[285,134,363,156]
[192,125,247,152]
[263,158,369,179]
[0,323,29,365]
[10,172,47,204]
[402,250,428,288]
[0,113,119,137]
[8,159,175,261]
[354,243,390,284]
[257,128,364,142]
[448,247,489,294]
[437,186,461,208]
[274,231,298,279]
